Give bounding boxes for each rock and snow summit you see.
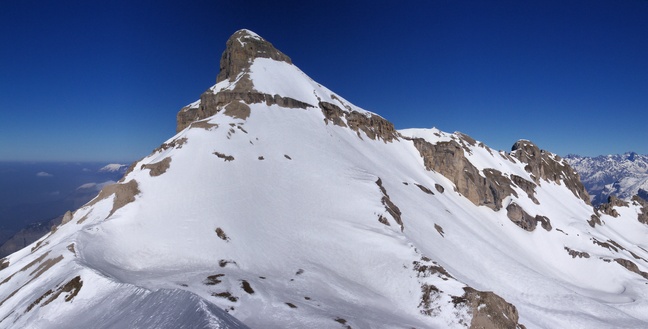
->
[1,29,648,329]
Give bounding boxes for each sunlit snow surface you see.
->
[2,55,648,329]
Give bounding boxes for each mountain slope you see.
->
[566,152,648,204]
[1,29,648,329]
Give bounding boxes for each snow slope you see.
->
[1,29,648,329]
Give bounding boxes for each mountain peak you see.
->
[6,29,648,329]
[626,151,638,161]
[215,29,292,83]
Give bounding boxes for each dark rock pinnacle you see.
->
[216,29,291,83]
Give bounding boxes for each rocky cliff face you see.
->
[319,101,399,142]
[511,140,591,205]
[408,137,515,211]
[176,29,401,146]
[215,30,291,83]
[632,195,648,224]
[177,30,308,132]
[400,130,597,233]
[406,133,548,214]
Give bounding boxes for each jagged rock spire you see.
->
[215,29,291,83]
[176,29,301,132]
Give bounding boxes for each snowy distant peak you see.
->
[626,151,638,161]
[99,163,127,173]
[216,29,292,84]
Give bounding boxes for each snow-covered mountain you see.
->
[1,29,648,329]
[565,153,648,204]
[98,164,128,173]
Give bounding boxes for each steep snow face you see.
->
[566,153,648,204]
[2,29,648,329]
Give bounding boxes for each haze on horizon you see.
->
[1,0,646,162]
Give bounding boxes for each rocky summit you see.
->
[1,29,648,329]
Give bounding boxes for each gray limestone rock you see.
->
[408,138,518,211]
[506,202,552,232]
[452,287,526,329]
[216,30,291,84]
[175,30,310,132]
[319,101,398,142]
[632,195,648,224]
[511,140,590,205]
[596,195,629,218]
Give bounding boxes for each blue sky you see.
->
[1,0,646,161]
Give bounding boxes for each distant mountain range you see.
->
[565,152,648,204]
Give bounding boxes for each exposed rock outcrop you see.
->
[511,140,590,205]
[408,138,517,211]
[86,180,140,218]
[213,152,235,162]
[631,195,648,225]
[141,157,172,177]
[215,227,230,242]
[346,111,398,142]
[319,101,398,142]
[176,30,312,132]
[223,100,251,120]
[452,287,526,329]
[27,275,83,312]
[216,29,291,84]
[376,178,403,231]
[614,258,648,280]
[60,211,73,225]
[319,101,346,127]
[596,195,629,218]
[155,137,187,153]
[511,175,539,204]
[587,214,602,228]
[411,256,524,328]
[564,247,590,259]
[415,184,434,195]
[177,90,312,132]
[412,257,452,316]
[506,202,552,232]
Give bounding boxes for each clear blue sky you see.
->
[1,0,646,162]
